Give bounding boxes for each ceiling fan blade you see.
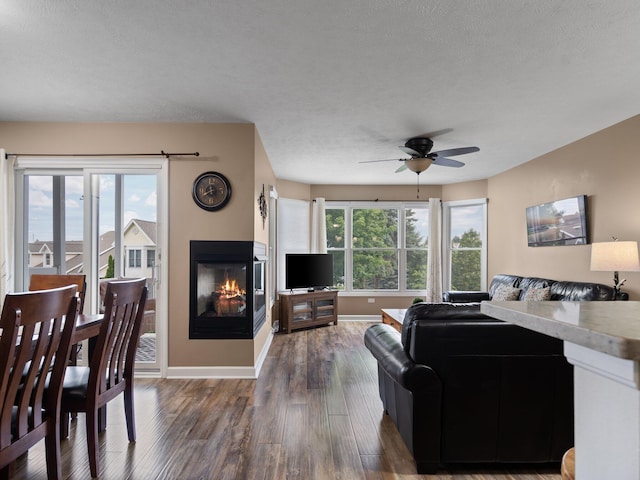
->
[398,146,421,157]
[432,157,465,168]
[359,158,404,164]
[416,128,453,139]
[395,163,408,173]
[432,146,479,157]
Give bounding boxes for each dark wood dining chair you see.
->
[60,278,147,478]
[0,286,79,480]
[29,274,87,366]
[29,274,86,314]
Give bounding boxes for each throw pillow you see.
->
[492,284,521,301]
[522,286,551,302]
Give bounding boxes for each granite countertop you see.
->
[481,301,640,361]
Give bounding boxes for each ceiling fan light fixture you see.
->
[406,158,432,173]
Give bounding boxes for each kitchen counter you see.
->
[481,300,640,360]
[481,300,640,480]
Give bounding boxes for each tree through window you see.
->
[444,200,487,292]
[326,202,429,293]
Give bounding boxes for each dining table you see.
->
[74,313,103,344]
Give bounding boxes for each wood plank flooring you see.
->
[11,322,562,479]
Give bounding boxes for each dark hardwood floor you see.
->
[12,322,561,479]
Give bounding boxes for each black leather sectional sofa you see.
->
[364,274,615,474]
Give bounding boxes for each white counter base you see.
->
[566,342,640,479]
[480,301,640,480]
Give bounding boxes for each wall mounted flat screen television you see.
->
[285,253,334,291]
[526,195,589,247]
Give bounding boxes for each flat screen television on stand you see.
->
[526,194,589,247]
[285,253,334,291]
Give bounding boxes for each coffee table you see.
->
[380,308,406,332]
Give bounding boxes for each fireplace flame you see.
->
[219,278,246,298]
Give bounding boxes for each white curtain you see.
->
[311,197,327,254]
[0,149,15,303]
[426,197,443,302]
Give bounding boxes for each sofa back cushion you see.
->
[488,274,523,298]
[489,274,614,301]
[401,302,490,355]
[550,280,615,301]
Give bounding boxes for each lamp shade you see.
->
[590,241,640,272]
[406,158,433,173]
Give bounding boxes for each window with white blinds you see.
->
[276,198,310,291]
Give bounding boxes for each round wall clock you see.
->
[192,171,232,211]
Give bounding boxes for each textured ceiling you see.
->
[1,1,640,185]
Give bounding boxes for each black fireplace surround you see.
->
[189,241,267,339]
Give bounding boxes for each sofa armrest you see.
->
[364,323,440,391]
[442,291,490,303]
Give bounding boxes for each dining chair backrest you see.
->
[0,285,78,480]
[91,278,147,401]
[29,274,86,368]
[29,274,87,314]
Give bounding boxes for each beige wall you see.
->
[4,114,639,360]
[167,123,271,367]
[289,113,640,309]
[275,179,311,200]
[488,114,640,299]
[0,122,274,368]
[310,184,443,201]
[252,129,277,360]
[442,179,488,202]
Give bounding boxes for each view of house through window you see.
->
[27,175,83,273]
[24,172,159,368]
[326,202,429,293]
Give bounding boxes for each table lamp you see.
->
[590,240,640,299]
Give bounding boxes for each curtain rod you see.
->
[4,150,199,159]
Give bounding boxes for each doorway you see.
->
[14,157,167,375]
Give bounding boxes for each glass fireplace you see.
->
[190,241,267,339]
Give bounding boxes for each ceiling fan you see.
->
[361,137,479,174]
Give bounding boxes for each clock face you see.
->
[192,172,232,211]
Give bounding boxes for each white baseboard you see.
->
[165,330,274,380]
[133,370,161,379]
[166,366,258,379]
[156,318,381,380]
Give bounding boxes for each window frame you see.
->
[442,198,488,292]
[326,201,429,296]
[128,249,142,268]
[13,157,169,376]
[146,249,155,268]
